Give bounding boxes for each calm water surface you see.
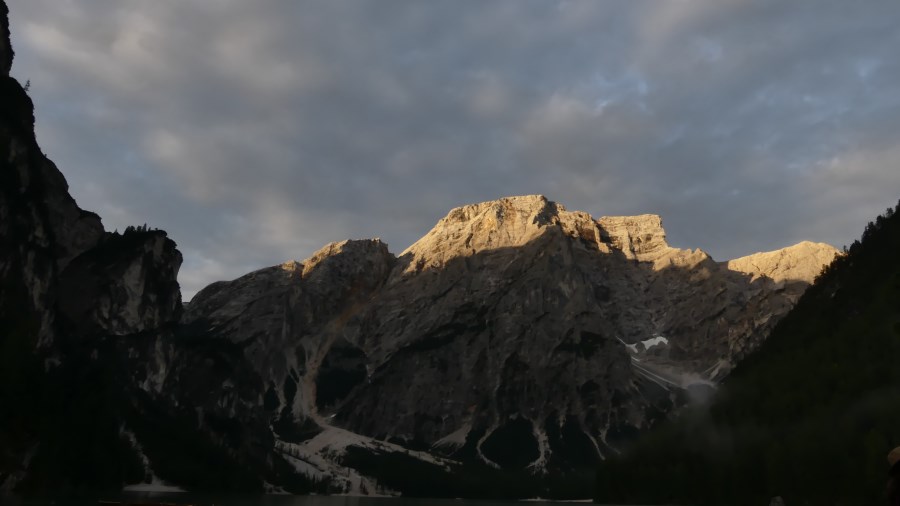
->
[9,494,603,506]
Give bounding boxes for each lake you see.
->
[4,494,599,506]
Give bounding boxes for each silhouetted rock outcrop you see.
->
[0,3,187,493]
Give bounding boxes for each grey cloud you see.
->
[7,0,900,299]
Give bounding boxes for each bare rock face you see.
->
[336,197,649,466]
[0,1,116,349]
[182,195,838,481]
[399,195,575,269]
[57,231,182,336]
[0,72,104,347]
[0,4,198,493]
[596,214,672,261]
[727,241,839,283]
[183,239,395,434]
[328,198,837,461]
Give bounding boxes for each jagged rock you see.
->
[57,231,182,336]
[330,197,837,460]
[727,241,839,283]
[331,197,656,464]
[182,239,395,432]
[596,214,672,261]
[398,195,579,270]
[0,3,196,494]
[183,195,838,479]
[0,0,109,347]
[0,31,104,346]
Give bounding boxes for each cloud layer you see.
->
[8,0,900,298]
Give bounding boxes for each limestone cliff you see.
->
[0,62,105,348]
[727,241,839,283]
[0,4,190,494]
[183,195,838,485]
[57,230,182,337]
[338,197,836,449]
[183,239,395,430]
[0,5,179,349]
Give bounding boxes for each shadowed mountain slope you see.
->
[595,201,900,506]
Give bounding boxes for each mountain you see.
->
[176,195,836,496]
[0,3,839,497]
[594,202,900,505]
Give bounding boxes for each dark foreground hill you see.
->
[595,200,900,505]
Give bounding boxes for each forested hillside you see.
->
[596,200,900,506]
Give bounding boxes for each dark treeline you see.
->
[595,199,900,505]
[0,327,333,496]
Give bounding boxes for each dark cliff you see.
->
[0,3,248,494]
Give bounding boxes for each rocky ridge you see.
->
[182,195,838,488]
[727,240,840,283]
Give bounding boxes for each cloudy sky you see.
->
[7,0,900,299]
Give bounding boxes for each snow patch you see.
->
[275,425,459,495]
[641,335,669,351]
[432,423,471,449]
[526,424,550,472]
[631,358,717,391]
[631,361,672,391]
[280,452,332,482]
[475,423,502,469]
[617,337,638,354]
[276,437,380,495]
[704,358,732,381]
[619,335,670,354]
[583,427,604,461]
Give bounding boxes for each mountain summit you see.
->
[178,194,837,492]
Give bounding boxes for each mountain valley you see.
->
[2,2,878,501]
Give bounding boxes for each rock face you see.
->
[183,239,395,432]
[0,5,208,495]
[336,197,645,466]
[0,6,176,348]
[340,198,836,454]
[596,214,672,260]
[183,195,838,484]
[57,230,182,337]
[0,65,105,348]
[727,241,839,283]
